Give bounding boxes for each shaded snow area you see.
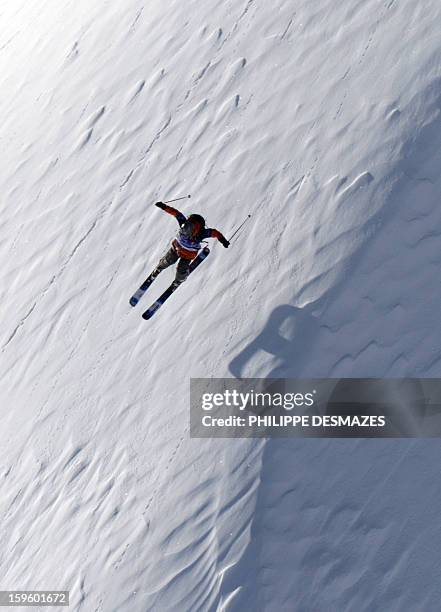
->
[1,0,441,610]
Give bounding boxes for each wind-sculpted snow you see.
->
[1,0,441,610]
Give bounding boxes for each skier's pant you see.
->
[156,247,191,284]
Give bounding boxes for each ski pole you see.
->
[229,214,251,241]
[163,194,191,204]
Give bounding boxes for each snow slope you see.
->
[1,0,441,610]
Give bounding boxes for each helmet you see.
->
[187,214,206,227]
[181,213,206,240]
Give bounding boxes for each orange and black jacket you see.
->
[159,204,227,260]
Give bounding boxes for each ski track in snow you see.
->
[1,0,441,610]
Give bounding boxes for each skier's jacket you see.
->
[160,205,227,259]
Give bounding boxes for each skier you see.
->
[152,201,230,286]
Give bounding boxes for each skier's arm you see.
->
[206,228,230,248]
[155,202,186,225]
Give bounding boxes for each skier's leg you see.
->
[174,258,191,285]
[153,247,178,276]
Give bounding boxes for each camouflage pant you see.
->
[156,246,191,284]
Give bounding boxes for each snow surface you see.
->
[1,0,441,610]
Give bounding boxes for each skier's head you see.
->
[187,213,205,228]
[183,213,206,239]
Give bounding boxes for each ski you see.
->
[142,247,210,320]
[129,270,159,307]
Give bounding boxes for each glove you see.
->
[219,236,230,248]
[155,201,166,209]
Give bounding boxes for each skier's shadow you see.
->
[229,304,319,378]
